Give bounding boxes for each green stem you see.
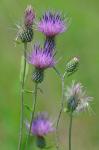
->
[53,66,62,78]
[25,83,38,150]
[18,42,27,150]
[53,67,65,150]
[69,112,73,150]
[56,76,64,150]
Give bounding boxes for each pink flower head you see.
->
[26,113,54,137]
[37,11,67,37]
[24,5,35,28]
[27,42,55,69]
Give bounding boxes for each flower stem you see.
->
[69,112,73,150]
[53,67,65,150]
[53,66,62,79]
[56,76,65,150]
[18,42,27,150]
[25,82,38,149]
[44,36,55,52]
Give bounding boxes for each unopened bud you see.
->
[66,57,79,76]
[24,5,35,28]
[18,27,33,43]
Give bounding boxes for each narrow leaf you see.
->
[24,104,32,112]
[24,61,29,82]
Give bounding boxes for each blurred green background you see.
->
[0,0,99,149]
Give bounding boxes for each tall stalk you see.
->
[69,112,73,150]
[25,82,38,149]
[18,42,27,150]
[56,76,65,150]
[53,67,65,150]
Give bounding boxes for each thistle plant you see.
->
[15,4,93,150]
[65,82,93,150]
[24,42,55,149]
[26,112,54,149]
[16,5,35,150]
[55,57,79,150]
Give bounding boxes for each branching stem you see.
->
[18,42,27,150]
[56,76,65,150]
[53,67,66,150]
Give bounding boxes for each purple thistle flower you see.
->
[27,43,55,69]
[24,5,35,28]
[37,11,67,37]
[26,113,54,137]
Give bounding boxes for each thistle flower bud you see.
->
[36,136,46,149]
[66,57,79,76]
[24,5,35,28]
[15,6,35,43]
[65,82,92,113]
[18,27,33,43]
[32,68,44,83]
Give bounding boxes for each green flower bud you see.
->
[66,57,79,76]
[32,68,44,83]
[36,136,46,149]
[19,27,33,43]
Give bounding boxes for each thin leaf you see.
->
[24,61,29,82]
[24,104,32,112]
[24,89,34,94]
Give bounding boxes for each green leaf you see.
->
[24,60,29,82]
[24,104,32,112]
[24,89,34,94]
